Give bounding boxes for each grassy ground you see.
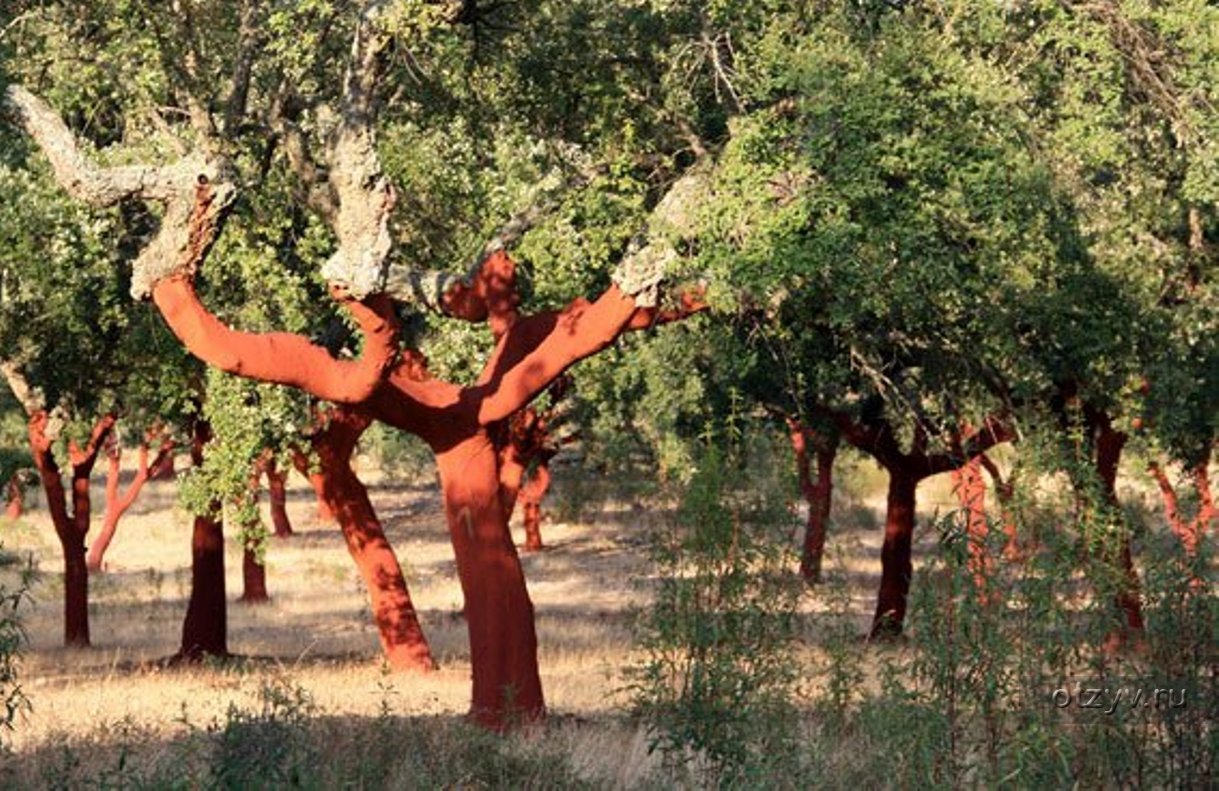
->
[0,448,1179,786]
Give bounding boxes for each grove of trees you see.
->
[0,0,1214,740]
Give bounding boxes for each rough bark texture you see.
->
[312,407,434,671]
[11,63,707,727]
[178,420,228,661]
[266,459,293,537]
[87,436,174,571]
[789,420,837,584]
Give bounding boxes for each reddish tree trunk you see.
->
[180,511,228,659]
[314,409,434,671]
[4,477,22,521]
[266,459,293,537]
[871,468,918,639]
[239,543,270,603]
[952,455,992,595]
[179,420,228,661]
[27,412,114,648]
[520,460,552,553]
[789,421,836,583]
[87,438,173,571]
[1148,451,1214,568]
[1095,420,1145,636]
[150,452,175,480]
[977,453,1020,560]
[293,449,334,522]
[436,434,543,729]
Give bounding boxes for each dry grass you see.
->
[0,448,1173,785]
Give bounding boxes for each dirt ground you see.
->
[0,449,1056,759]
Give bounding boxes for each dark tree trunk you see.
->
[179,511,228,659]
[150,453,176,480]
[27,412,113,648]
[266,459,293,537]
[436,433,543,729]
[178,420,228,661]
[239,543,270,604]
[1095,420,1144,635]
[871,467,918,639]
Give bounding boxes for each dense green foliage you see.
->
[0,0,1215,781]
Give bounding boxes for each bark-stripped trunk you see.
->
[314,409,434,671]
[789,421,836,583]
[1149,453,1215,559]
[266,459,293,537]
[952,454,992,595]
[179,420,228,660]
[27,412,114,648]
[436,434,543,728]
[150,453,175,480]
[831,412,1015,638]
[978,453,1019,560]
[1095,420,1145,635]
[4,477,22,521]
[872,468,918,639]
[520,460,552,553]
[292,449,335,522]
[87,437,174,571]
[239,543,270,604]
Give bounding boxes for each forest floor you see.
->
[0,450,1171,786]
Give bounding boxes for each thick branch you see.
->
[471,285,640,426]
[0,361,44,414]
[4,85,208,205]
[153,276,399,404]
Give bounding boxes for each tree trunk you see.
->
[978,453,1020,560]
[86,440,169,571]
[266,459,293,537]
[871,468,918,639]
[178,420,228,661]
[239,543,270,603]
[180,511,228,659]
[790,423,837,584]
[952,454,992,595]
[293,449,334,522]
[1095,420,1144,635]
[314,410,434,671]
[150,453,175,480]
[520,459,552,553]
[27,412,113,648]
[435,433,543,729]
[4,477,22,521]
